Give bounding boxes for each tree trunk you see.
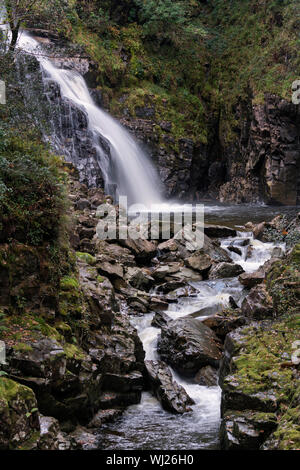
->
[9,20,20,52]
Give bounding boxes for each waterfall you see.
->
[4,26,163,207]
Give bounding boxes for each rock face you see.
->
[219,94,300,205]
[157,318,223,377]
[17,55,105,189]
[145,360,194,414]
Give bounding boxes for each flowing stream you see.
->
[99,224,286,450]
[0,17,293,450]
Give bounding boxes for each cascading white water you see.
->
[100,227,285,450]
[10,30,163,207]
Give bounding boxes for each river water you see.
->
[99,206,291,450]
[1,16,298,450]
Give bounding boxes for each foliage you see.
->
[0,125,67,246]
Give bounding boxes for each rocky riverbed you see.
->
[0,164,299,450]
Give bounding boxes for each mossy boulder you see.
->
[0,378,40,450]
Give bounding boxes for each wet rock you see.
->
[165,285,198,301]
[260,433,280,450]
[87,409,123,428]
[152,262,182,281]
[220,410,278,450]
[169,266,203,282]
[145,360,194,414]
[228,246,242,256]
[229,296,239,309]
[95,240,135,267]
[184,253,212,273]
[272,246,284,258]
[241,285,273,319]
[202,310,246,340]
[151,311,172,329]
[98,391,141,408]
[158,318,223,377]
[156,280,186,294]
[102,371,143,394]
[8,337,66,382]
[204,225,237,238]
[125,267,154,290]
[149,297,169,312]
[219,326,253,385]
[39,416,74,450]
[119,238,157,263]
[239,269,265,288]
[195,365,218,387]
[221,377,278,413]
[69,426,99,450]
[97,261,124,280]
[209,262,245,279]
[253,222,266,241]
[157,234,230,264]
[75,199,91,211]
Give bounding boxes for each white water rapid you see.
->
[100,228,285,450]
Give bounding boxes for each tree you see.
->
[135,0,187,39]
[134,0,206,45]
[4,0,43,51]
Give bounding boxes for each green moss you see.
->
[76,252,96,266]
[12,343,33,353]
[17,431,40,451]
[64,343,86,360]
[0,377,35,404]
[60,275,80,291]
[274,405,300,450]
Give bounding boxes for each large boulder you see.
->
[145,360,194,414]
[125,267,154,290]
[151,311,172,329]
[0,378,40,450]
[202,309,246,340]
[152,262,182,281]
[118,238,157,263]
[38,415,74,450]
[241,285,273,319]
[221,377,278,413]
[239,269,265,288]
[97,261,124,280]
[157,318,223,377]
[184,253,212,274]
[8,337,66,382]
[209,262,245,280]
[220,410,277,450]
[195,365,218,387]
[204,225,237,238]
